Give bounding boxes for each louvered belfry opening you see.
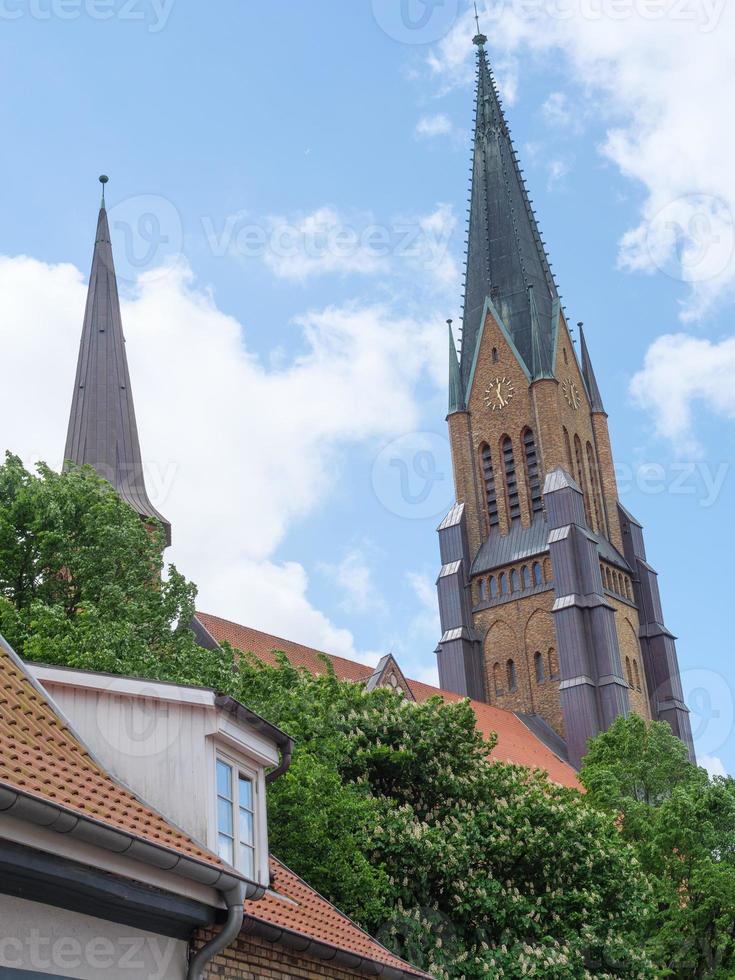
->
[502,437,521,524]
[523,429,543,516]
[480,443,500,530]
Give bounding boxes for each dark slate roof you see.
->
[460,35,559,389]
[472,515,549,575]
[516,714,571,765]
[471,514,631,575]
[579,327,606,413]
[64,203,171,546]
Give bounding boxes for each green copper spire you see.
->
[579,324,606,413]
[461,34,558,388]
[447,319,465,414]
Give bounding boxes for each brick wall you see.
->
[195,928,388,980]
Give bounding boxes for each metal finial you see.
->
[99,174,109,207]
[473,2,486,46]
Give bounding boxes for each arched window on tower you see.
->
[586,441,604,534]
[499,572,508,595]
[511,569,520,593]
[492,347,499,364]
[522,565,531,589]
[489,575,497,598]
[534,651,545,684]
[625,657,633,688]
[574,434,593,527]
[523,428,544,517]
[633,659,641,691]
[480,443,500,530]
[533,562,543,587]
[502,436,521,524]
[493,662,502,695]
[479,578,487,602]
[548,647,559,680]
[506,659,517,692]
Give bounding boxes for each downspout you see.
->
[187,883,247,980]
[265,737,294,785]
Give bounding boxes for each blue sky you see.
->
[1,0,734,774]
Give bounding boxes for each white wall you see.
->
[31,667,277,886]
[0,895,187,980]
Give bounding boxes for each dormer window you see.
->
[216,756,256,878]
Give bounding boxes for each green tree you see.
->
[227,654,655,978]
[582,715,735,978]
[0,453,658,976]
[0,453,208,676]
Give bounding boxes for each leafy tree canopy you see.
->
[582,715,735,978]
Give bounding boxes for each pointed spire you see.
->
[460,33,558,387]
[579,324,606,413]
[63,178,172,546]
[529,285,553,380]
[447,319,465,414]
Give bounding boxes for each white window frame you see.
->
[213,748,260,881]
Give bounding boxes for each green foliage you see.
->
[0,453,204,673]
[4,453,721,977]
[582,715,735,978]
[226,656,655,978]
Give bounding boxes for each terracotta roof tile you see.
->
[0,639,227,871]
[246,857,431,978]
[197,612,580,790]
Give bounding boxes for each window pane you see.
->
[239,807,254,846]
[240,843,255,879]
[217,760,232,799]
[218,834,234,865]
[238,775,253,810]
[218,797,233,835]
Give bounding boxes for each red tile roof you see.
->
[246,857,431,978]
[196,612,580,789]
[0,638,228,871]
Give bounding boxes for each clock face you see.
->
[485,377,515,411]
[562,377,581,410]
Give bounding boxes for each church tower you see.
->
[434,34,694,767]
[64,177,171,546]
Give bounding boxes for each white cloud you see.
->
[318,544,388,616]
[629,333,735,453]
[415,113,453,138]
[547,158,570,188]
[0,254,446,663]
[699,754,728,778]
[428,0,735,319]
[210,204,459,289]
[541,91,573,129]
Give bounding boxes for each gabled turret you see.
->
[64,177,171,546]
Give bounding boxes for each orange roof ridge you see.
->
[244,857,431,979]
[195,612,581,789]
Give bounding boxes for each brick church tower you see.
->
[434,33,694,768]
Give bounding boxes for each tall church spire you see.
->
[64,177,171,546]
[461,32,558,388]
